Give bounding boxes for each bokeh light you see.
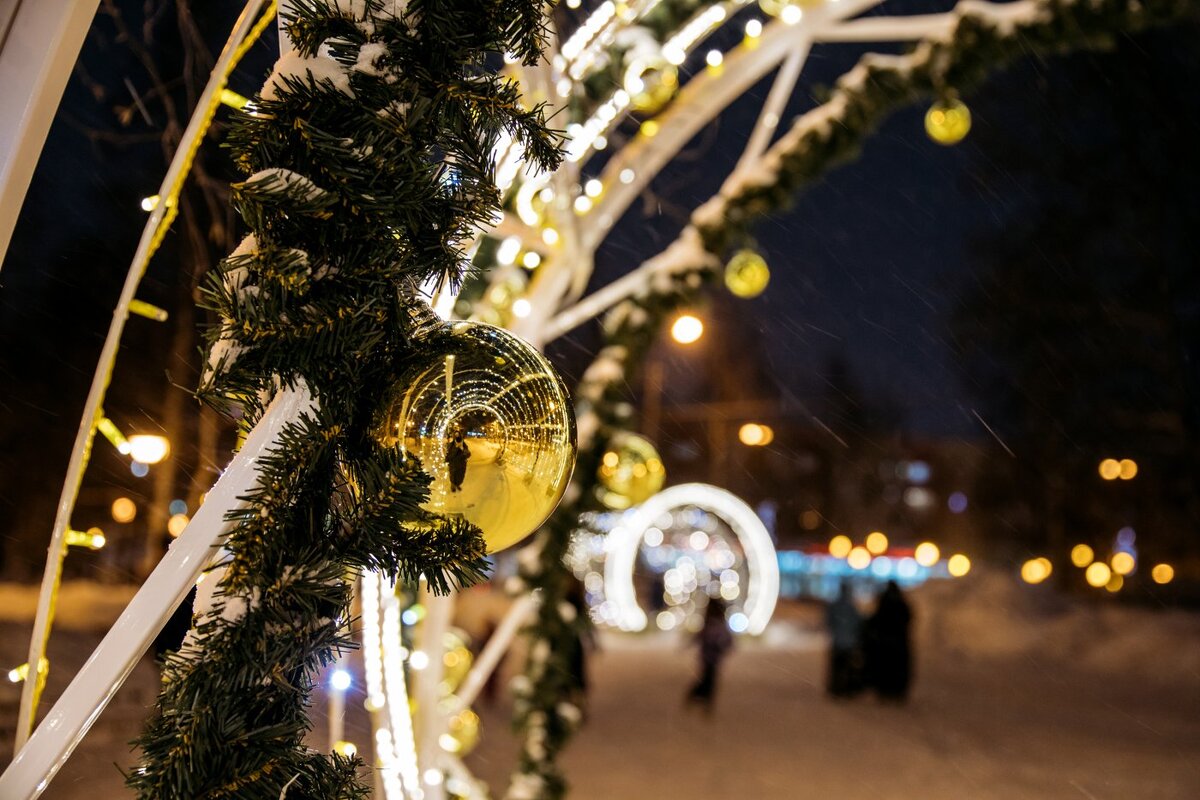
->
[127,434,170,464]
[1118,458,1138,480]
[947,554,971,577]
[847,546,871,570]
[110,497,136,524]
[828,534,852,559]
[1106,573,1124,593]
[1151,563,1175,585]
[865,531,888,555]
[1110,552,1136,576]
[1098,458,1121,480]
[1085,562,1112,588]
[1070,544,1094,568]
[1021,557,1052,584]
[167,513,190,537]
[914,542,940,567]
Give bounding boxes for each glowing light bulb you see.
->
[671,314,703,344]
[705,50,724,69]
[330,668,352,692]
[127,434,170,465]
[584,178,603,197]
[744,19,763,38]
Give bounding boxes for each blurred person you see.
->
[684,598,734,714]
[446,430,470,492]
[825,582,864,698]
[865,580,913,702]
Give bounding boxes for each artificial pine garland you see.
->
[128,1,560,797]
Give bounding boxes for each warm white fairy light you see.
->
[782,4,803,24]
[496,236,522,266]
[619,168,636,184]
[744,18,763,37]
[521,251,542,269]
[381,591,422,798]
[584,179,604,198]
[705,49,724,67]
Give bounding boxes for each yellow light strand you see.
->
[19,2,278,733]
[128,298,170,321]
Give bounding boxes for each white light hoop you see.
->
[604,483,779,635]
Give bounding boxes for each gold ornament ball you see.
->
[625,58,679,116]
[925,98,971,145]
[724,249,770,298]
[377,322,576,553]
[597,433,665,509]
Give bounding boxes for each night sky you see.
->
[1,1,1197,575]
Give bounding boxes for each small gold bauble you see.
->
[625,58,679,116]
[377,322,576,553]
[597,433,665,510]
[925,98,971,145]
[444,707,480,755]
[759,0,824,16]
[724,249,770,299]
[440,629,473,693]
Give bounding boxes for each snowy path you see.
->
[467,629,1200,800]
[3,598,1199,799]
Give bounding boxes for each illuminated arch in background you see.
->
[604,483,779,635]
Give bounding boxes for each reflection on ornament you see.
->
[597,433,665,509]
[925,98,971,145]
[440,629,473,693]
[724,249,770,298]
[439,707,480,755]
[625,57,678,116]
[377,322,577,552]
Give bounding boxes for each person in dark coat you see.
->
[864,580,913,702]
[825,582,864,698]
[445,430,470,492]
[685,599,734,714]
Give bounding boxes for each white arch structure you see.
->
[0,0,1107,798]
[604,483,779,636]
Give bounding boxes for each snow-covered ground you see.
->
[3,574,1198,799]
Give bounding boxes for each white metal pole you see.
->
[0,385,314,800]
[732,41,811,177]
[0,0,100,267]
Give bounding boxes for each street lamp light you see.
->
[670,314,703,344]
[127,434,170,464]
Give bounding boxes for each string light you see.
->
[128,299,169,321]
[97,416,131,454]
[65,528,106,550]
